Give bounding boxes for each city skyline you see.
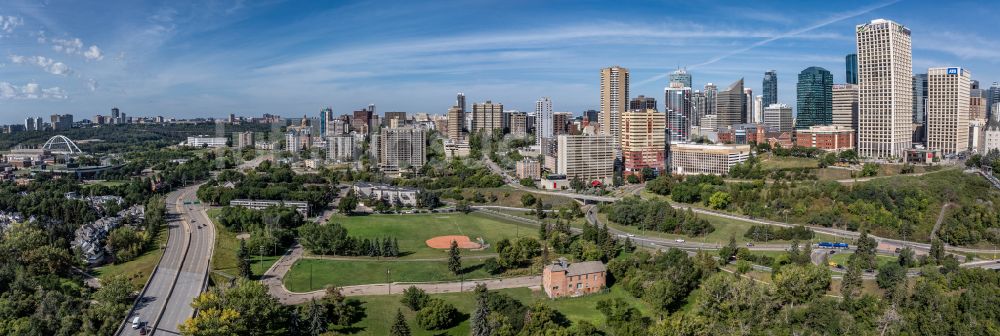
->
[1,0,999,124]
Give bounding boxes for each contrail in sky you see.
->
[636,0,902,86]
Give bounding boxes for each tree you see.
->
[840,262,863,300]
[708,191,731,210]
[416,298,459,330]
[519,178,535,188]
[181,279,293,335]
[535,201,546,219]
[471,284,491,336]
[390,309,411,336]
[855,231,878,271]
[897,246,915,268]
[718,235,738,262]
[338,190,358,214]
[447,240,462,275]
[304,299,327,336]
[773,264,831,305]
[401,286,429,311]
[876,262,905,290]
[929,238,945,264]
[237,239,252,279]
[520,193,537,207]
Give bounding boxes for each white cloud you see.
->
[9,54,74,76]
[48,36,104,61]
[0,15,23,34]
[0,81,67,100]
[87,78,99,91]
[83,45,104,61]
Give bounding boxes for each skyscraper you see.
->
[845,54,858,85]
[743,88,753,123]
[669,68,692,88]
[535,97,553,145]
[753,95,763,124]
[665,84,692,142]
[320,107,333,135]
[378,127,427,175]
[621,108,666,175]
[926,67,970,155]
[472,101,504,135]
[716,79,745,128]
[763,103,794,132]
[600,66,629,157]
[704,83,718,116]
[553,112,572,136]
[913,74,928,126]
[762,70,778,107]
[690,91,706,127]
[796,66,834,129]
[856,19,912,159]
[629,96,657,111]
[447,105,464,141]
[832,84,859,130]
[988,82,1000,119]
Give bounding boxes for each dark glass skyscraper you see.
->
[762,70,777,107]
[796,67,833,129]
[913,74,928,125]
[845,54,858,85]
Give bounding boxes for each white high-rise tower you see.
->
[535,97,553,145]
[856,18,913,159]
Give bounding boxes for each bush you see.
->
[416,298,459,330]
[401,286,429,311]
[483,257,504,275]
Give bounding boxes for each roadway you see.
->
[119,154,271,335]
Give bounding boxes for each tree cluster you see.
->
[298,222,400,257]
[601,196,715,236]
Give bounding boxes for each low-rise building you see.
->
[670,143,751,175]
[72,205,145,265]
[443,139,470,159]
[794,125,855,151]
[542,258,607,298]
[229,199,310,216]
[353,182,420,207]
[515,158,541,180]
[185,136,228,148]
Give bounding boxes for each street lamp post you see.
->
[387,268,391,295]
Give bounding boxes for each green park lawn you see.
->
[284,258,495,292]
[759,156,819,170]
[337,286,652,335]
[827,252,898,269]
[93,225,168,288]
[331,213,538,259]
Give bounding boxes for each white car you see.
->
[626,234,635,238]
[675,239,685,243]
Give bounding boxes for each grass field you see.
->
[93,226,168,288]
[337,286,652,335]
[284,258,497,292]
[332,213,539,259]
[759,156,819,170]
[207,208,282,285]
[827,252,897,269]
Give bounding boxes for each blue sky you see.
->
[0,0,998,123]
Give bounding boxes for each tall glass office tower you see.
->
[796,67,833,129]
[762,70,777,107]
[845,54,858,85]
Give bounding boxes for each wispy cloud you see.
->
[9,54,73,76]
[0,15,23,35]
[48,37,104,60]
[0,81,67,100]
[636,0,901,85]
[916,32,1000,61]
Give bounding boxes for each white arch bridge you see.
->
[42,135,84,155]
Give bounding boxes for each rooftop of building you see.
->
[548,258,606,276]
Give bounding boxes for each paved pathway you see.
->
[261,243,540,305]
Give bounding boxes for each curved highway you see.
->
[119,154,271,335]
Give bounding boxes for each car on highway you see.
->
[746,242,754,247]
[675,239,685,243]
[132,316,142,329]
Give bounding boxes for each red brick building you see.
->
[542,259,607,298]
[794,125,855,151]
